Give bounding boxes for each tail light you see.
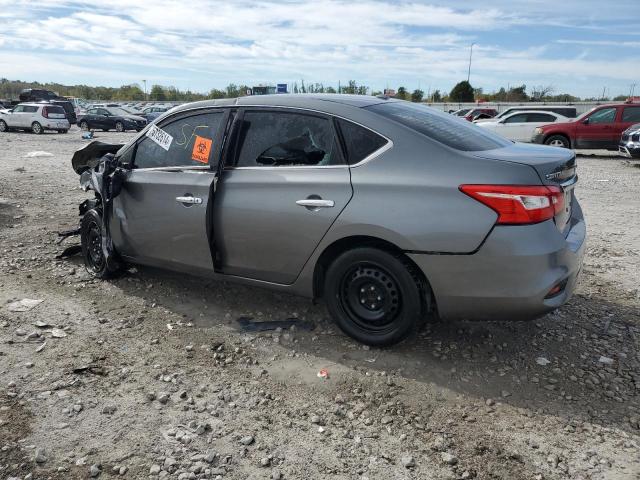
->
[42,106,49,118]
[460,185,564,225]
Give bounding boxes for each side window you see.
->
[134,111,224,169]
[588,108,616,124]
[236,111,341,167]
[99,109,110,116]
[24,106,38,113]
[528,113,556,123]
[337,118,388,165]
[504,113,528,123]
[622,107,640,123]
[13,106,24,113]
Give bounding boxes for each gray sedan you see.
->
[72,94,585,346]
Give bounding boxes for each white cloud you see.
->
[0,0,639,97]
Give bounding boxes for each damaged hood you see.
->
[71,141,124,174]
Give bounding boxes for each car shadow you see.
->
[108,263,639,434]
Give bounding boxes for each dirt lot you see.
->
[0,127,639,480]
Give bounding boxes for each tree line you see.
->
[0,78,628,103]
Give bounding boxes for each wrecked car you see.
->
[70,94,585,346]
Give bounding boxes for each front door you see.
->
[215,108,352,284]
[498,112,530,141]
[575,107,618,149]
[110,109,227,273]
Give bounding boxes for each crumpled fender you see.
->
[72,142,128,272]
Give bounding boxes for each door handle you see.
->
[296,199,334,208]
[176,196,202,205]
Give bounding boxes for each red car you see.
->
[453,107,498,121]
[532,101,640,149]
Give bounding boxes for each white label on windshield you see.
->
[145,124,173,151]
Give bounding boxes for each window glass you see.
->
[47,106,65,114]
[622,107,640,123]
[368,102,510,151]
[13,106,24,112]
[527,113,556,122]
[588,107,616,124]
[134,111,223,169]
[337,118,388,164]
[236,111,341,167]
[87,108,97,115]
[503,113,528,123]
[24,106,38,113]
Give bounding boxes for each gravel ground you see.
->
[0,127,639,480]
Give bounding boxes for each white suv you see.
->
[0,102,70,134]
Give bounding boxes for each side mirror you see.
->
[582,118,589,125]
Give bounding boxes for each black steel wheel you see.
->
[324,247,425,346]
[80,209,123,279]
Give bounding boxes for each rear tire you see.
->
[0,120,7,132]
[545,135,570,149]
[80,121,89,131]
[80,209,123,279]
[324,247,424,346]
[31,122,43,134]
[58,129,68,134]
[115,121,124,132]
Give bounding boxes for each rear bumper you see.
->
[43,120,70,130]
[408,200,586,321]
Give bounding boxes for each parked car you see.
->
[619,123,640,158]
[476,105,577,123]
[453,107,498,121]
[18,89,77,124]
[140,106,171,122]
[71,95,585,346]
[475,111,568,142]
[78,107,147,132]
[532,101,640,149]
[0,102,70,134]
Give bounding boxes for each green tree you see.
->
[149,84,166,101]
[325,86,337,94]
[411,89,424,103]
[449,81,474,102]
[431,89,442,102]
[209,88,225,99]
[395,86,409,101]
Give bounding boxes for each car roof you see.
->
[503,110,562,115]
[169,94,396,116]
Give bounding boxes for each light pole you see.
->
[467,43,475,84]
[142,79,147,101]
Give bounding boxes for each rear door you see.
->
[110,108,228,273]
[215,108,352,284]
[619,105,640,138]
[575,106,618,148]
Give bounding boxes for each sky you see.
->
[0,0,639,98]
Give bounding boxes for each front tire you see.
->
[80,209,123,279]
[115,121,124,132]
[0,120,7,132]
[31,122,43,134]
[324,248,424,346]
[80,121,89,131]
[58,129,68,134]
[545,135,570,149]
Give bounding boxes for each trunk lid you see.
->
[471,143,577,234]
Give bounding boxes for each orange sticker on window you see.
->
[191,136,212,164]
